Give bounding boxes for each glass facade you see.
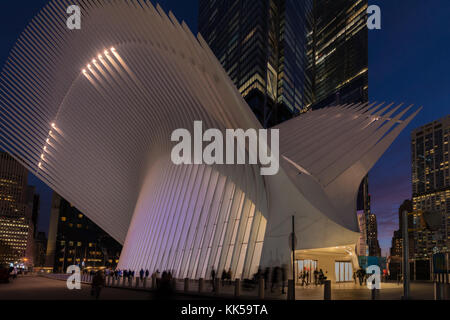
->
[48,193,122,272]
[199,0,313,127]
[296,259,317,284]
[411,115,450,259]
[0,152,31,265]
[335,261,353,282]
[308,0,368,109]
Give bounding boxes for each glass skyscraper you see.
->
[199,0,313,128]
[411,115,450,259]
[308,0,368,110]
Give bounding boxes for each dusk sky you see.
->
[0,0,449,257]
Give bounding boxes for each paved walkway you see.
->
[0,275,442,300]
[172,280,438,300]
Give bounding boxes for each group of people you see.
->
[299,269,327,286]
[88,268,176,300]
[354,268,367,286]
[220,268,233,285]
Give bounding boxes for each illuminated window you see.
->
[60,217,66,222]
[78,214,83,219]
[77,242,82,247]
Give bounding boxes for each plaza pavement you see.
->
[0,275,441,300]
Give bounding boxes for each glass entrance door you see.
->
[335,261,353,282]
[296,259,317,284]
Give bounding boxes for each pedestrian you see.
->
[91,270,105,300]
[221,269,226,287]
[145,269,149,279]
[281,265,287,294]
[319,269,324,285]
[314,269,318,286]
[271,266,280,293]
[263,268,270,289]
[210,267,216,292]
[139,269,144,280]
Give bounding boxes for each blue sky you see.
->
[0,0,449,256]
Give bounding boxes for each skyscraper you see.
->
[308,0,368,109]
[411,115,450,259]
[366,213,381,256]
[0,152,33,266]
[46,193,122,272]
[199,0,313,127]
[356,211,368,256]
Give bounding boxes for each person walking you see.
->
[139,269,144,280]
[145,269,149,279]
[263,268,270,289]
[271,266,280,293]
[281,265,287,294]
[227,268,232,285]
[210,267,216,292]
[91,270,105,300]
[221,269,227,287]
[314,269,318,286]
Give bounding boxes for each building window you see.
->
[60,217,66,222]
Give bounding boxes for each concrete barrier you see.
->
[143,278,147,288]
[136,278,140,288]
[434,282,444,300]
[214,278,220,294]
[198,278,204,292]
[324,280,331,300]
[234,279,240,297]
[258,278,264,299]
[184,278,189,292]
[287,280,294,300]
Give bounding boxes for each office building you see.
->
[46,193,122,272]
[356,211,368,256]
[0,152,33,266]
[308,0,368,109]
[411,115,450,259]
[199,0,313,127]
